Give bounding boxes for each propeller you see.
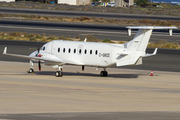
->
[37,41,40,53]
[37,41,41,71]
[38,60,41,71]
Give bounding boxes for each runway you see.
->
[0,19,179,42]
[0,61,180,120]
[1,7,180,21]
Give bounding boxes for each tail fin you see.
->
[124,26,177,52]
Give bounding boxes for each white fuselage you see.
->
[30,40,131,68]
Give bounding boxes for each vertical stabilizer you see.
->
[125,29,152,52]
[124,26,177,52]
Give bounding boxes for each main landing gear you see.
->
[27,61,107,77]
[100,68,108,77]
[55,66,63,77]
[55,71,63,77]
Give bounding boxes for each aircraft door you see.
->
[46,41,54,54]
[77,44,83,55]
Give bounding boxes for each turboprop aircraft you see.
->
[3,26,177,77]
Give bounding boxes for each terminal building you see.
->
[1,0,133,7]
[3,0,91,4]
[57,0,90,5]
[58,0,134,6]
[0,0,15,2]
[110,0,134,7]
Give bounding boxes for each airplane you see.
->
[3,26,177,77]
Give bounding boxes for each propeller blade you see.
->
[37,41,40,53]
[38,61,41,71]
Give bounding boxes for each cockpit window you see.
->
[43,46,45,51]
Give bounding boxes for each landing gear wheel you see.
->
[100,71,104,77]
[104,71,108,76]
[55,71,63,77]
[59,71,63,77]
[100,71,108,77]
[28,68,34,73]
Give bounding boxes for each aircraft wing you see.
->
[3,47,63,63]
[3,47,85,65]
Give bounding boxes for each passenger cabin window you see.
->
[79,49,82,54]
[74,49,76,53]
[63,48,65,53]
[43,47,45,51]
[95,50,98,55]
[90,50,92,54]
[84,49,87,54]
[58,48,60,52]
[69,48,71,53]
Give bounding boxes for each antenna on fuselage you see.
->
[84,38,87,42]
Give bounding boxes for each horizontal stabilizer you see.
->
[126,26,177,29]
[116,56,140,67]
[126,26,177,36]
[143,48,158,57]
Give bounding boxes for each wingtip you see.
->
[3,47,7,54]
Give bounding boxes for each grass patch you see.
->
[80,35,100,42]
[0,32,73,42]
[0,13,179,27]
[148,40,180,49]
[102,39,114,43]
[0,31,179,49]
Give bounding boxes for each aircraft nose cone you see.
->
[38,54,42,57]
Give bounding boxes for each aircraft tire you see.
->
[59,71,63,77]
[55,71,60,77]
[28,68,34,73]
[100,71,104,77]
[100,71,108,77]
[55,71,63,77]
[104,71,108,76]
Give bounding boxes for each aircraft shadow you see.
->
[35,71,139,78]
[1,111,179,120]
[109,74,138,78]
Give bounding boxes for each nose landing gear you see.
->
[28,60,34,73]
[28,68,34,73]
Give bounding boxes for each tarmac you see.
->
[0,61,180,120]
